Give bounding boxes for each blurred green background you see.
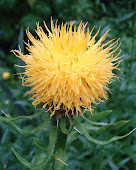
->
[0,0,136,169]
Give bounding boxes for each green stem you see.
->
[56,127,68,150]
[51,116,68,170]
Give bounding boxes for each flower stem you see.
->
[56,127,68,150]
[52,116,68,170]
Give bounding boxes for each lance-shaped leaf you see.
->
[11,147,31,168]
[0,115,48,136]
[74,120,136,145]
[86,110,112,122]
[33,137,44,150]
[31,152,47,170]
[1,109,45,121]
[11,128,57,169]
[67,131,79,146]
[11,145,46,170]
[54,149,68,170]
[32,128,57,169]
[83,120,129,135]
[80,113,111,126]
[61,117,74,135]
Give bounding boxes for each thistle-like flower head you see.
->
[13,20,122,117]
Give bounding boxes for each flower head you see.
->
[13,20,122,117]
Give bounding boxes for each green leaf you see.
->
[116,11,135,22]
[1,109,44,121]
[126,94,136,104]
[97,149,104,170]
[28,117,49,134]
[74,120,136,145]
[54,149,68,170]
[118,158,130,167]
[11,147,31,168]
[60,117,74,135]
[1,129,9,144]
[10,128,57,169]
[32,128,57,169]
[31,138,46,168]
[31,152,46,170]
[67,131,79,146]
[33,137,45,150]
[80,113,111,126]
[84,120,129,135]
[88,110,112,122]
[0,115,48,136]
[0,81,26,115]
[0,116,28,136]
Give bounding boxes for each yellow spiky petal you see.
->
[12,19,122,117]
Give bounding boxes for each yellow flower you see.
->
[12,20,122,117]
[2,72,10,80]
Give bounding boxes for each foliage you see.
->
[0,0,136,169]
[0,109,135,169]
